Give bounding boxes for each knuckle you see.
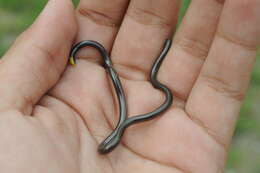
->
[175,36,210,61]
[31,43,61,77]
[78,8,121,27]
[230,0,257,8]
[201,73,245,101]
[214,0,225,4]
[217,31,259,51]
[127,7,172,28]
[33,44,56,64]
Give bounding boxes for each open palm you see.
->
[0,0,259,172]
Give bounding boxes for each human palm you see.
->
[0,0,260,172]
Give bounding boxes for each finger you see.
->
[159,0,224,100]
[75,0,130,61]
[0,0,76,114]
[186,0,260,148]
[111,0,180,80]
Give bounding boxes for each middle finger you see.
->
[111,0,180,81]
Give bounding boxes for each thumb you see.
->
[0,0,77,114]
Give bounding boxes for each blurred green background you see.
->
[0,0,259,172]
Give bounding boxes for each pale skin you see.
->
[0,0,259,172]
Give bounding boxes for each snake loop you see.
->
[69,39,173,154]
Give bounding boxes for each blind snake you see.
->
[69,39,173,154]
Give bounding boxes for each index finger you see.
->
[0,0,76,114]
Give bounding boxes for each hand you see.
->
[0,0,259,172]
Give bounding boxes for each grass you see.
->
[0,0,259,172]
